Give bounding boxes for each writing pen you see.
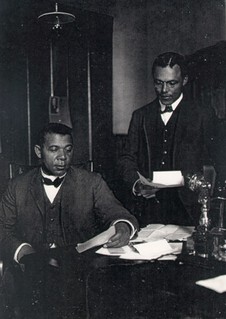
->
[128,242,140,254]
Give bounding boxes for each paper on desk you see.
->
[96,240,182,261]
[137,171,184,188]
[131,224,194,243]
[96,245,131,256]
[76,225,115,253]
[196,275,226,293]
[120,239,174,260]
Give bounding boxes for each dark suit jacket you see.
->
[0,166,139,262]
[117,97,217,222]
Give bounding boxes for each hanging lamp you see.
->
[38,2,75,29]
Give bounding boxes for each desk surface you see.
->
[6,247,226,319]
[88,254,226,319]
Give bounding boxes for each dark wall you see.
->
[0,1,113,195]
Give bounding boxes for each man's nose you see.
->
[161,82,168,93]
[58,149,67,159]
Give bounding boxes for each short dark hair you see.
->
[152,52,188,78]
[37,123,73,146]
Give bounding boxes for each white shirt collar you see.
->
[159,93,183,112]
[41,168,66,181]
[40,168,66,203]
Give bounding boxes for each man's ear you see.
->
[34,145,42,159]
[183,75,188,86]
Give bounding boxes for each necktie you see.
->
[42,177,64,188]
[160,105,173,114]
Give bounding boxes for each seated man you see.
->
[0,123,139,318]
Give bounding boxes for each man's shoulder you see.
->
[11,167,39,183]
[69,166,102,182]
[4,167,40,196]
[181,96,214,115]
[132,99,158,116]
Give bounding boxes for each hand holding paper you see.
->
[135,180,159,199]
[137,171,184,188]
[105,222,131,248]
[135,171,184,199]
[76,226,116,253]
[95,224,191,260]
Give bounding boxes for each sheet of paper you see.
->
[164,226,195,241]
[157,255,177,261]
[131,224,194,243]
[96,241,182,261]
[119,239,174,260]
[131,224,164,242]
[76,225,115,253]
[168,242,183,254]
[137,171,184,188]
[96,245,131,256]
[196,275,226,293]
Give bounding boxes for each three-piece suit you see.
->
[0,166,138,262]
[117,96,217,226]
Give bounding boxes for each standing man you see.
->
[117,52,216,227]
[0,122,139,318]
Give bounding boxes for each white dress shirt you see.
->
[14,169,136,262]
[132,93,184,195]
[41,169,66,203]
[160,93,183,125]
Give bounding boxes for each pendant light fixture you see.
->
[38,2,75,30]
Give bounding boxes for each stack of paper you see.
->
[96,239,181,261]
[131,224,194,243]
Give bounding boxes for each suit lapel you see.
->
[30,170,46,216]
[143,99,159,149]
[172,98,196,167]
[59,169,83,243]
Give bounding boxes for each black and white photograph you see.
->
[0,1,226,318]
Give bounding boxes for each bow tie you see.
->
[42,177,64,188]
[160,105,173,114]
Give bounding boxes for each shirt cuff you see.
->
[14,243,32,263]
[132,179,141,196]
[112,219,137,239]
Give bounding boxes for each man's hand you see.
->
[140,185,159,198]
[136,181,159,199]
[105,222,130,248]
[17,244,36,263]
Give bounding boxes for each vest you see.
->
[152,106,181,171]
[43,188,66,248]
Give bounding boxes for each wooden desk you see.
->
[7,247,226,319]
[87,256,226,318]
